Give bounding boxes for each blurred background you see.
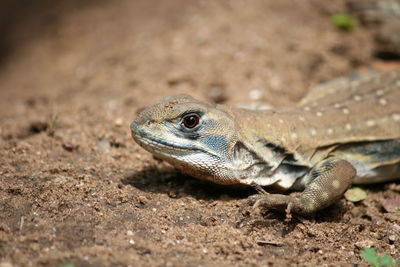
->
[1,0,399,266]
[1,0,399,115]
[2,0,399,116]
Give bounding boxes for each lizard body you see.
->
[131,69,400,216]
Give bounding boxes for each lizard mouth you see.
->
[130,122,210,155]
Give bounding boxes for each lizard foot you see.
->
[253,158,356,219]
[253,192,298,221]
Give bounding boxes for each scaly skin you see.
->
[130,70,400,217]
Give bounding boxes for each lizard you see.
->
[130,69,400,217]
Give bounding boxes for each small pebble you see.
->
[382,198,400,213]
[167,190,179,198]
[115,118,123,127]
[137,195,148,205]
[97,140,110,152]
[249,89,263,100]
[62,142,76,152]
[355,240,374,249]
[388,234,396,242]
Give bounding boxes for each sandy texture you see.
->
[0,0,399,266]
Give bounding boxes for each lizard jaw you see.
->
[130,121,240,184]
[130,121,219,158]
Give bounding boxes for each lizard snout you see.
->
[132,107,158,127]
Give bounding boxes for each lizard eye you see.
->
[182,113,200,129]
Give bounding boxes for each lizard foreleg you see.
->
[254,158,356,219]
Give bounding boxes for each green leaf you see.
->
[331,13,354,31]
[361,248,397,267]
[344,187,367,202]
[58,264,74,267]
[361,248,379,267]
[378,255,397,266]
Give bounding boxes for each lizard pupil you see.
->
[182,114,200,129]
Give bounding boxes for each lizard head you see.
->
[130,94,240,184]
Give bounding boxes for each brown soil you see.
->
[0,0,399,266]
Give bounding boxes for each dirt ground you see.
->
[0,0,399,266]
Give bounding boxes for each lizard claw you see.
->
[251,192,296,221]
[250,182,268,194]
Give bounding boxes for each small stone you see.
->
[167,190,179,198]
[62,142,76,152]
[249,89,263,100]
[97,140,110,152]
[54,175,68,184]
[382,198,400,213]
[127,230,134,236]
[114,118,123,127]
[355,240,374,249]
[137,195,149,205]
[388,234,396,242]
[388,184,400,192]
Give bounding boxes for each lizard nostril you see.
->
[132,112,156,131]
[146,119,156,126]
[134,109,153,125]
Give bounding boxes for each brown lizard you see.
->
[130,70,400,216]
